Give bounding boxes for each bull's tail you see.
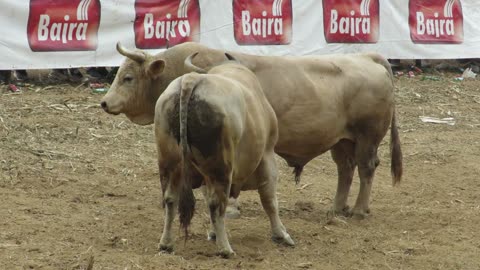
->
[368,53,402,185]
[390,109,403,186]
[178,73,201,238]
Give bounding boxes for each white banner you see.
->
[1,0,479,70]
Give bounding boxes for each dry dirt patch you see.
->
[1,75,480,269]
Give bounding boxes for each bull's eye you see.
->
[123,75,133,83]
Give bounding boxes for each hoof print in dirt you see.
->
[295,201,314,212]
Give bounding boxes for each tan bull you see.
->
[154,54,294,257]
[101,42,402,219]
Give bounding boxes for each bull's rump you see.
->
[156,73,276,188]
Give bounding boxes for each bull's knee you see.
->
[358,161,376,181]
[209,202,219,222]
[209,199,226,221]
[163,197,175,207]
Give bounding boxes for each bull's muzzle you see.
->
[100,101,108,112]
[100,100,120,115]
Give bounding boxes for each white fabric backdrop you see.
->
[1,0,479,70]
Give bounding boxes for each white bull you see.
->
[154,54,293,257]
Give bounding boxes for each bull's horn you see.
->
[225,53,237,62]
[184,52,207,74]
[116,42,146,63]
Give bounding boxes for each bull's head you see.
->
[100,42,166,125]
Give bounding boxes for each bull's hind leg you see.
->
[205,174,235,258]
[329,139,356,217]
[257,153,295,246]
[200,186,217,241]
[351,138,381,219]
[159,197,177,252]
[202,192,239,242]
[159,169,180,252]
[202,185,240,242]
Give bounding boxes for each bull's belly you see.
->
[231,173,267,193]
[231,158,263,190]
[273,109,352,164]
[274,130,352,167]
[237,178,261,191]
[230,152,274,192]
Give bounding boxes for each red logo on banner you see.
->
[323,0,379,43]
[134,0,200,49]
[27,0,101,52]
[233,0,293,45]
[409,0,463,44]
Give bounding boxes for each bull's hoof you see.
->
[350,208,370,220]
[217,249,236,259]
[272,233,295,247]
[225,206,241,219]
[159,244,174,253]
[207,231,216,241]
[328,205,351,218]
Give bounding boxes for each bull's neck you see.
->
[151,52,184,101]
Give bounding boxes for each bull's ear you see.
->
[147,59,165,79]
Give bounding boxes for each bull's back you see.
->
[240,53,394,162]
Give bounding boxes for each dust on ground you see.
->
[1,73,480,270]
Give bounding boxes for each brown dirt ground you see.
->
[1,73,480,270]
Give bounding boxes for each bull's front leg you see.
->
[200,185,217,241]
[329,140,356,217]
[225,197,241,219]
[202,184,240,242]
[203,192,240,242]
[350,141,380,219]
[206,182,235,258]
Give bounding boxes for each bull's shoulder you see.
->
[166,42,221,63]
[305,53,391,76]
[209,63,256,79]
